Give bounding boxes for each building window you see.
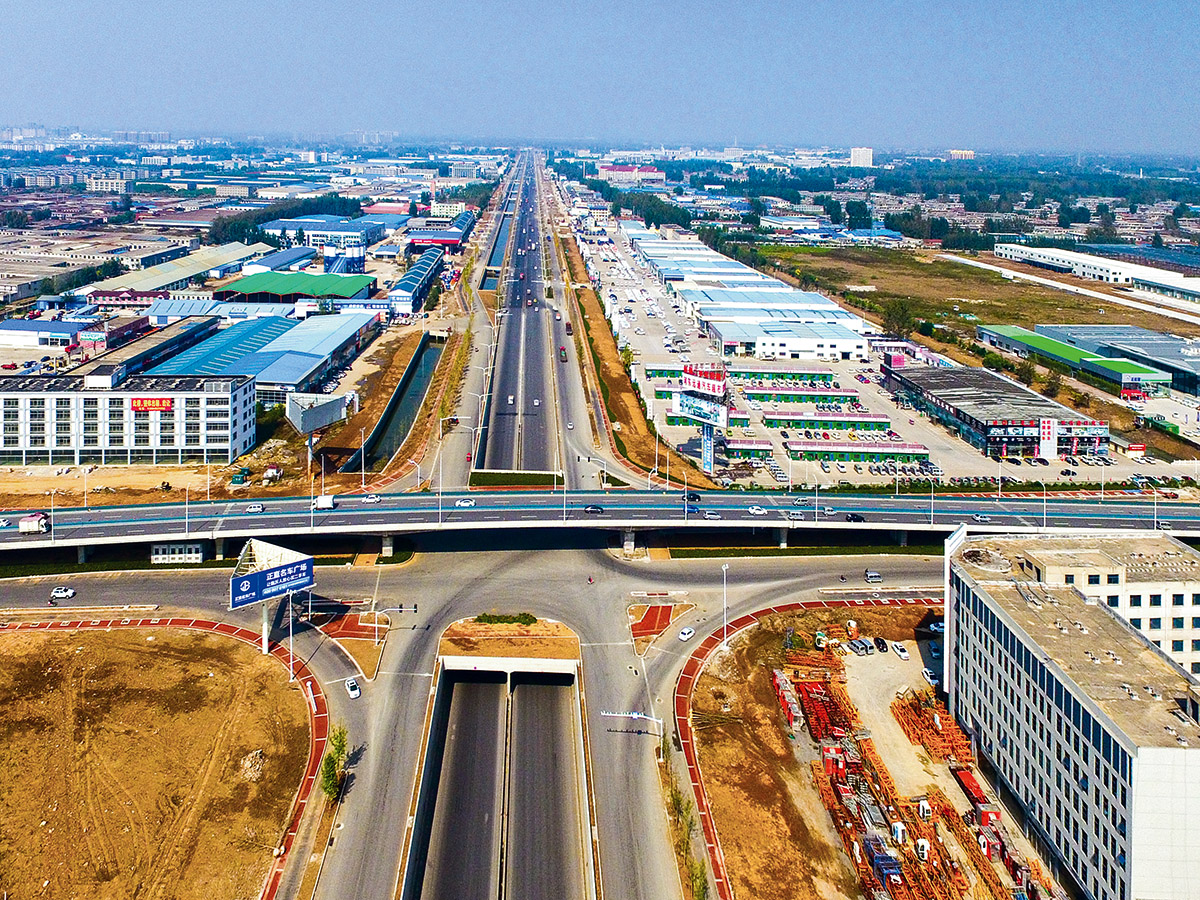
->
[1173,640,1184,653]
[1150,594,1162,607]
[1130,617,1142,628]
[1192,663,1200,674]
[1088,574,1101,586]
[1065,574,1076,585]
[1129,595,1142,607]
[1174,594,1185,606]
[1150,618,1162,630]
[1106,596,1119,608]
[1107,574,1120,585]
[1192,640,1200,652]
[1173,617,1184,629]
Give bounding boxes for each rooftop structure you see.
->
[214,271,375,303]
[72,316,220,377]
[241,246,317,275]
[885,363,1108,458]
[388,247,444,312]
[709,320,869,362]
[77,242,272,295]
[994,243,1200,303]
[148,317,298,377]
[948,531,1200,900]
[1037,323,1200,396]
[977,324,1171,395]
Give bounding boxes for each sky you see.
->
[7,0,1200,153]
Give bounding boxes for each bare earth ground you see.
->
[0,629,311,900]
[438,617,580,659]
[561,234,718,489]
[691,606,934,900]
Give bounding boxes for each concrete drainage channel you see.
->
[399,656,598,900]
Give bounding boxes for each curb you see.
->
[0,614,330,900]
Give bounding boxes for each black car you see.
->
[846,512,865,522]
[682,491,700,502]
[780,430,789,439]
[584,504,604,514]
[873,637,888,653]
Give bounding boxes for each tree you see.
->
[2,209,29,228]
[319,724,349,802]
[1174,202,1192,220]
[38,278,55,296]
[295,227,306,248]
[1153,232,1165,248]
[610,199,621,219]
[844,200,872,230]
[424,281,442,312]
[982,352,1006,371]
[408,200,418,217]
[1015,359,1037,385]
[1042,372,1062,398]
[881,298,914,338]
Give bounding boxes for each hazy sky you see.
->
[8,0,1199,152]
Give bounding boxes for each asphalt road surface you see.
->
[482,152,556,472]
[506,680,587,900]
[9,487,1200,552]
[418,678,507,900]
[0,547,943,900]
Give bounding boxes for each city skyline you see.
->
[6,0,1200,153]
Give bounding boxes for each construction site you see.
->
[689,607,1068,900]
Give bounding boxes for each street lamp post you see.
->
[360,427,366,490]
[1037,479,1047,528]
[184,486,189,535]
[407,457,422,490]
[721,563,729,649]
[929,479,935,525]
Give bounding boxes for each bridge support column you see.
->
[381,534,394,558]
[214,537,225,561]
[894,530,908,547]
[622,529,637,555]
[778,527,788,549]
[77,545,88,564]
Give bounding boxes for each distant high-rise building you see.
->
[849,147,874,168]
[949,149,976,160]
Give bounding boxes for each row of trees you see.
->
[39,258,123,295]
[207,194,363,246]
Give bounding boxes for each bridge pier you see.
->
[622,529,637,555]
[381,534,395,558]
[894,529,908,547]
[77,545,88,564]
[214,537,225,561]
[778,527,788,549]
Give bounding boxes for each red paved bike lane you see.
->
[672,595,941,900]
[0,615,329,900]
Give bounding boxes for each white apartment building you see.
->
[85,176,132,193]
[948,531,1200,900]
[0,369,256,465]
[850,147,874,168]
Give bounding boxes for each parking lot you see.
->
[582,225,1170,491]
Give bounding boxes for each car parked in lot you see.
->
[873,637,888,653]
[922,667,939,688]
[891,642,909,660]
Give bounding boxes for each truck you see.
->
[312,494,337,511]
[564,321,573,336]
[19,512,49,534]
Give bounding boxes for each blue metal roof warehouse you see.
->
[388,248,444,312]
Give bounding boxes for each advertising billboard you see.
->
[702,424,714,475]
[230,557,315,610]
[681,364,727,398]
[675,391,728,428]
[132,397,173,412]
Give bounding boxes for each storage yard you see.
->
[689,607,1065,900]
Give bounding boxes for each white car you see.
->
[929,621,946,634]
[362,494,382,504]
[50,586,75,600]
[747,505,768,516]
[455,497,476,508]
[922,667,940,688]
[891,642,910,660]
[245,503,264,514]
[345,678,361,699]
[0,518,10,528]
[702,509,721,520]
[677,627,696,642]
[971,513,991,523]
[566,422,574,430]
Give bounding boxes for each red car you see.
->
[0,363,16,370]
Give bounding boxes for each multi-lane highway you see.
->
[6,488,1200,552]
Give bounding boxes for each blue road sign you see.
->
[230,557,315,610]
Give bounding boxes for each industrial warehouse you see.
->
[884,363,1110,459]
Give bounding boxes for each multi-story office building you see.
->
[850,147,874,168]
[0,369,256,465]
[947,531,1200,900]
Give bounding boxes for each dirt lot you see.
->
[691,606,935,900]
[439,617,580,659]
[561,234,717,489]
[0,628,310,900]
[763,246,1200,338]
